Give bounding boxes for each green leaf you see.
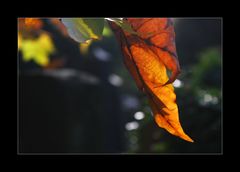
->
[105,18,137,35]
[62,18,104,43]
[102,23,113,37]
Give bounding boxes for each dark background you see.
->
[18,18,222,153]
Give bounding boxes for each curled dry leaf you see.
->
[109,18,193,142]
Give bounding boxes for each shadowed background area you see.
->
[18,18,222,153]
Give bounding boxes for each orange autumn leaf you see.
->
[24,18,43,30]
[109,18,193,142]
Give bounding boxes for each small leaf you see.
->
[24,18,43,29]
[19,33,55,66]
[61,18,104,43]
[102,24,113,37]
[105,18,137,35]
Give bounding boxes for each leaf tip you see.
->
[180,134,194,143]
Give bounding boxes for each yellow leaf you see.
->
[19,33,55,66]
